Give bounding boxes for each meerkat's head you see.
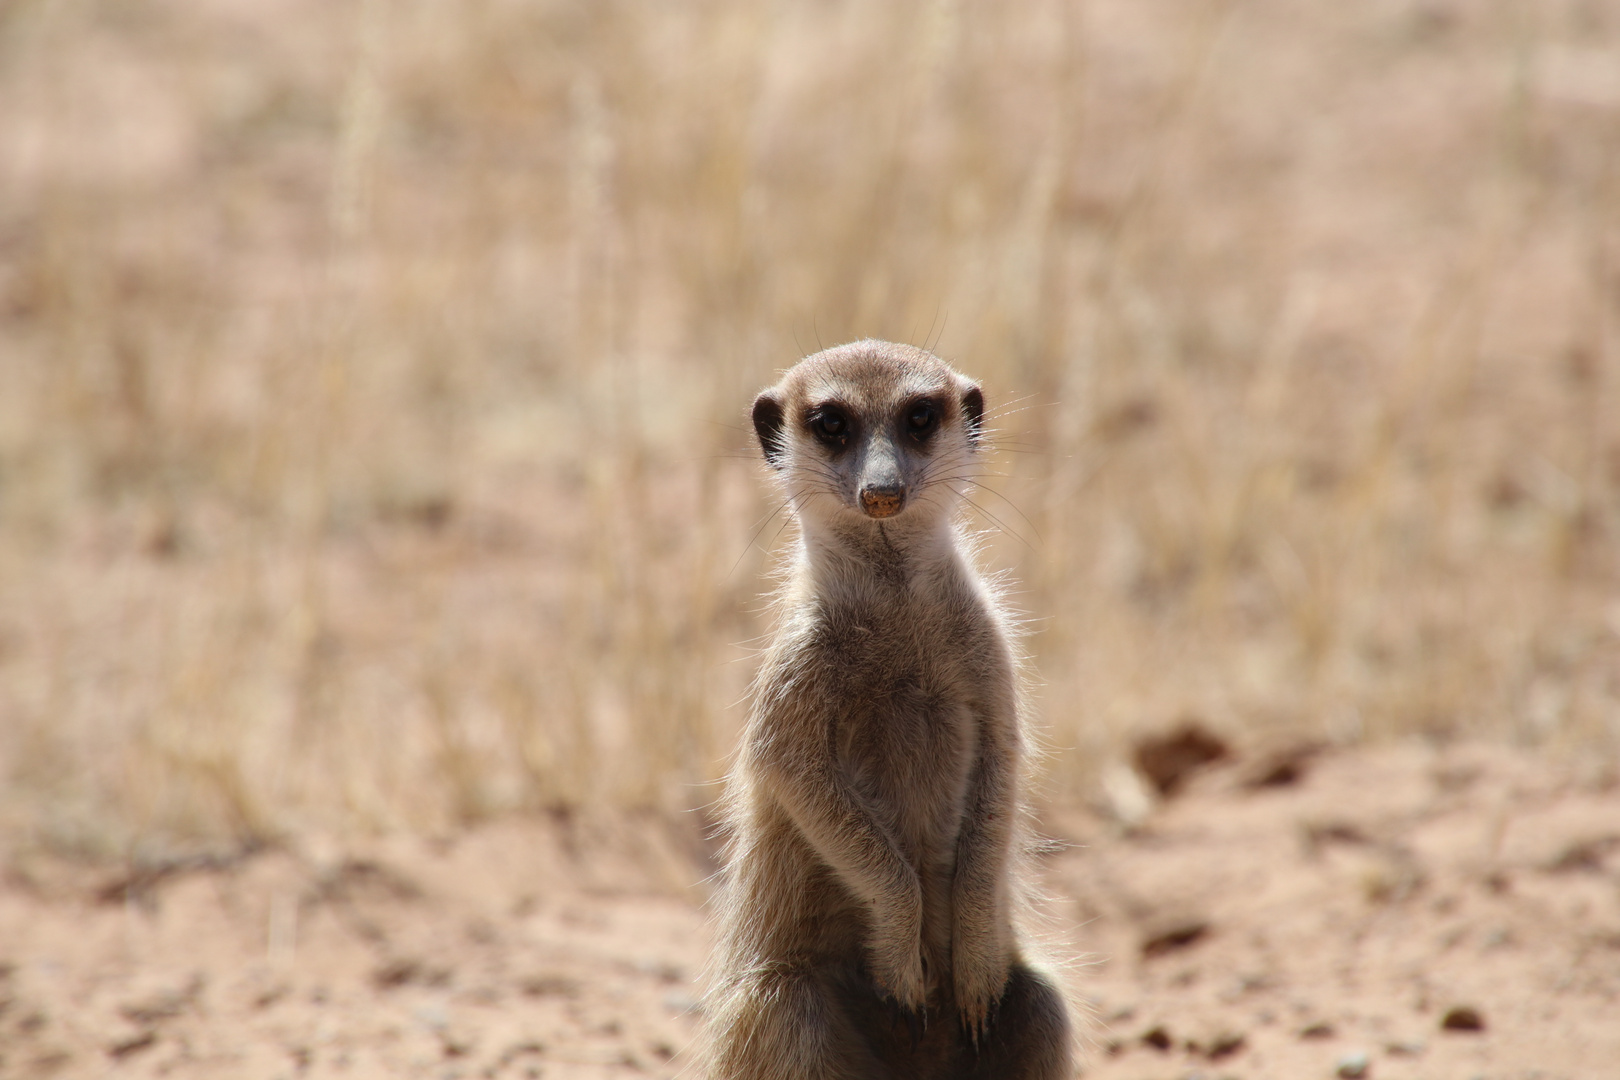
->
[751,340,986,535]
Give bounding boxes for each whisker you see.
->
[927,309,949,355]
[983,393,1052,420]
[918,471,1018,489]
[979,435,1045,450]
[946,479,1043,541]
[763,493,824,549]
[950,487,1037,551]
[729,495,796,578]
[792,465,845,491]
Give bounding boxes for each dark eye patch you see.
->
[902,398,941,442]
[807,403,853,450]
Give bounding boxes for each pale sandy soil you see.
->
[3,741,1617,1080]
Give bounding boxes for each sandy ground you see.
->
[2,741,1617,1080]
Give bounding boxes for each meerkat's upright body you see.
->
[706,342,1070,1080]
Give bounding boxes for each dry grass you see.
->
[1,0,1617,855]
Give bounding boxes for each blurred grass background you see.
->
[0,0,1616,857]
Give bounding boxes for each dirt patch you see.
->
[0,817,709,1080]
[3,742,1617,1079]
[1056,741,1620,1080]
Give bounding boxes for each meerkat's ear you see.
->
[960,384,985,446]
[752,391,787,468]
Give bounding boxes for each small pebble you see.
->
[1204,1030,1246,1059]
[1336,1050,1371,1078]
[1440,1005,1485,1032]
[414,1004,449,1031]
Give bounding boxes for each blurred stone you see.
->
[1241,742,1323,789]
[1188,1029,1246,1060]
[1140,917,1211,959]
[1440,1005,1485,1032]
[106,1031,158,1060]
[1544,836,1620,874]
[1336,1050,1371,1078]
[373,957,427,990]
[1133,720,1230,796]
[1100,761,1156,827]
[1359,852,1425,904]
[519,973,582,999]
[1300,820,1372,858]
[119,974,202,1025]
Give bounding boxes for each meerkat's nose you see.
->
[859,483,906,518]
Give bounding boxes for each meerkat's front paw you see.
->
[870,940,928,1012]
[954,954,1010,1044]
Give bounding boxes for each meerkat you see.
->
[704,341,1071,1080]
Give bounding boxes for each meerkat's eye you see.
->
[904,400,939,440]
[809,405,850,449]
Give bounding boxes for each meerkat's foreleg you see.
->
[950,699,1018,1036]
[752,729,927,1010]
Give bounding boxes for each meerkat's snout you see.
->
[859,480,906,518]
[856,431,909,518]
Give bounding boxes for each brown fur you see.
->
[704,341,1071,1079]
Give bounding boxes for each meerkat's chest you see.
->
[840,668,976,776]
[822,612,986,855]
